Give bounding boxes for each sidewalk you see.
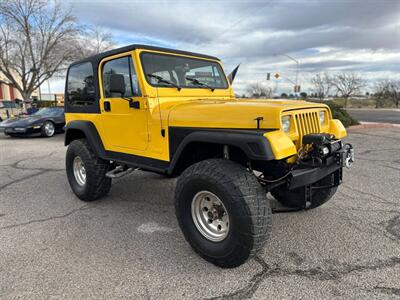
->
[346,108,400,112]
[349,121,400,130]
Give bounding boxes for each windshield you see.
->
[33,108,64,116]
[141,52,228,89]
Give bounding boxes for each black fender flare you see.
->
[167,129,276,174]
[64,120,106,158]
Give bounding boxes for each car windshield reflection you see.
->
[33,108,64,117]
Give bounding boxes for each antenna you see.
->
[155,85,164,137]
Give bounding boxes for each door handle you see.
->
[104,101,111,111]
[129,100,140,109]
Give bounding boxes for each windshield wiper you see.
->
[186,77,215,91]
[147,74,181,91]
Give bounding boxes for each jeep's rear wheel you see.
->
[271,174,338,209]
[66,139,111,201]
[175,159,272,268]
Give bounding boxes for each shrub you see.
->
[325,101,359,127]
[35,100,56,108]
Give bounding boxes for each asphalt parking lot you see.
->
[1,128,399,299]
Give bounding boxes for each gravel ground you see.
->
[0,128,399,299]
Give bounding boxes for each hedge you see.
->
[325,101,359,127]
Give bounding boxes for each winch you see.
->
[301,133,354,168]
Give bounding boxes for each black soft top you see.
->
[70,44,220,68]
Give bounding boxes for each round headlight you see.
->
[319,111,326,125]
[281,116,291,132]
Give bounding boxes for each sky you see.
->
[48,0,400,96]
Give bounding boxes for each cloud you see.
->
[50,0,400,94]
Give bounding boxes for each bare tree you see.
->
[374,80,390,108]
[0,0,82,100]
[388,80,400,108]
[0,0,115,101]
[310,73,331,100]
[329,72,365,107]
[374,79,400,108]
[246,82,273,98]
[75,26,115,59]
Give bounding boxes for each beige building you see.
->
[0,71,38,100]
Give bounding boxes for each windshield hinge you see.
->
[254,116,264,129]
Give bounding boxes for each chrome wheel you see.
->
[191,191,230,242]
[44,122,55,136]
[73,156,86,186]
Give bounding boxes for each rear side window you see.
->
[67,62,96,106]
[102,56,141,98]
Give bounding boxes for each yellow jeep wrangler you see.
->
[64,44,354,268]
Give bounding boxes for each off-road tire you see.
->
[175,159,272,268]
[66,139,111,201]
[41,121,55,137]
[271,174,338,209]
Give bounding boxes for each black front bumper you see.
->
[287,143,354,190]
[289,159,341,190]
[0,126,41,135]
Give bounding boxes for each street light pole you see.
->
[274,53,300,98]
[38,85,42,101]
[280,53,299,87]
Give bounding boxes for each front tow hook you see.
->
[343,143,354,168]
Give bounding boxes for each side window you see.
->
[102,56,141,98]
[67,62,96,106]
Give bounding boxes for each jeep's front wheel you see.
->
[66,139,111,201]
[175,159,272,268]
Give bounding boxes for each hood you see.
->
[0,115,43,127]
[167,98,327,129]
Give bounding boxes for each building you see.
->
[40,93,65,106]
[0,71,38,101]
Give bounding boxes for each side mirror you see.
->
[109,74,126,96]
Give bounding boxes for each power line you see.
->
[178,1,274,46]
[213,0,274,41]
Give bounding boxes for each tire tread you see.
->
[66,139,111,201]
[175,159,271,267]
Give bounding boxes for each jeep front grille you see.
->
[294,111,321,140]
